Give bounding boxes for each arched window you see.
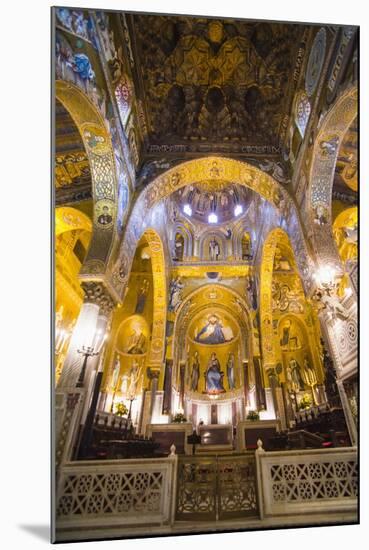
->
[174,232,185,261]
[241,232,252,260]
[295,91,311,138]
[200,233,225,262]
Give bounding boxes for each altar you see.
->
[196,424,233,453]
[236,419,280,451]
[146,422,193,455]
[183,387,246,427]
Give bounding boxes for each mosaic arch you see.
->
[104,227,167,384]
[276,312,324,384]
[260,227,294,370]
[174,284,252,330]
[55,80,119,277]
[139,228,167,368]
[173,222,194,259]
[55,206,92,236]
[112,157,314,298]
[200,229,227,261]
[231,218,252,260]
[308,85,357,272]
[172,284,254,377]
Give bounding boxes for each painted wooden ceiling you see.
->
[127,15,307,155]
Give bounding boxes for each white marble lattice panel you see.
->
[257,447,357,516]
[56,457,176,529]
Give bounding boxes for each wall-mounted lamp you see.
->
[313,265,338,292]
[312,266,349,320]
[76,329,107,388]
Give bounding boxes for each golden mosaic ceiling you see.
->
[128,15,306,151]
[55,100,92,205]
[173,182,255,224]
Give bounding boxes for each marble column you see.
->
[320,332,357,445]
[281,383,295,427]
[79,307,113,426]
[336,379,357,446]
[179,362,186,411]
[253,357,266,411]
[243,361,250,407]
[147,368,160,423]
[77,311,114,458]
[162,361,173,415]
[56,301,100,391]
[55,282,115,467]
[193,236,200,258]
[268,370,287,430]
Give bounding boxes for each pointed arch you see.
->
[231,218,250,260]
[112,156,313,300]
[307,85,357,271]
[260,228,295,369]
[171,284,254,390]
[55,206,92,236]
[55,80,119,277]
[277,313,324,384]
[102,227,167,395]
[172,222,194,260]
[140,229,167,366]
[200,229,227,261]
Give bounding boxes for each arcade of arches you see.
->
[53,9,358,540]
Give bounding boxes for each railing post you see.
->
[336,379,357,446]
[168,444,178,526]
[255,438,265,520]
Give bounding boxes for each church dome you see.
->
[173,181,253,224]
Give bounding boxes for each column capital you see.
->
[147,367,160,380]
[81,281,115,316]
